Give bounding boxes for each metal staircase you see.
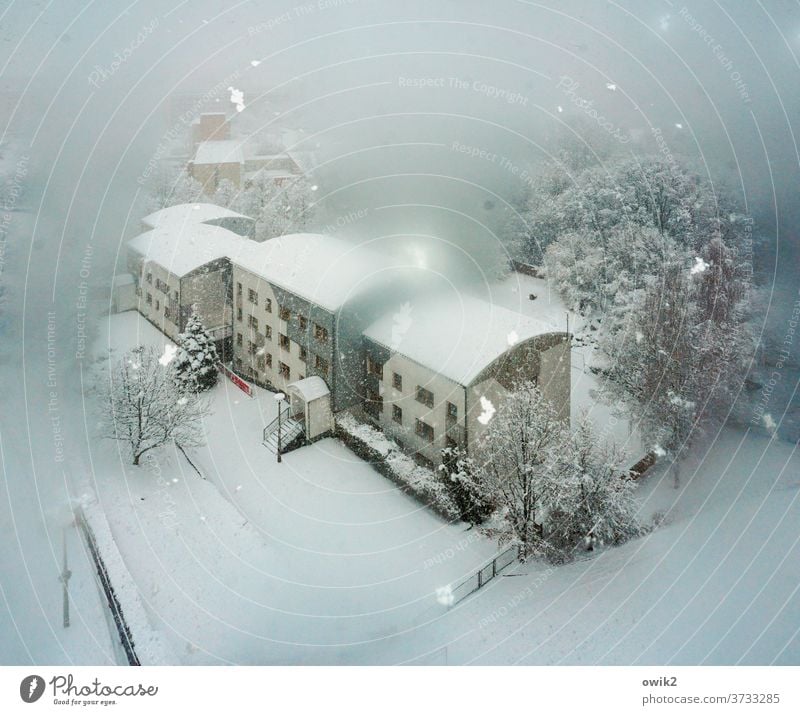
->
[262,408,305,454]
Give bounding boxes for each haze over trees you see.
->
[505,128,759,481]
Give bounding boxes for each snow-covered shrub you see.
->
[174,308,219,392]
[336,414,459,520]
[437,446,493,525]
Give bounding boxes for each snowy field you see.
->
[85,307,800,665]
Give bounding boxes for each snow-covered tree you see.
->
[98,346,210,465]
[599,252,754,486]
[539,416,643,559]
[174,308,219,392]
[211,177,238,209]
[230,172,316,240]
[438,446,493,525]
[474,382,569,557]
[145,164,204,212]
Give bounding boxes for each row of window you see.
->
[236,305,329,343]
[236,332,329,376]
[144,272,177,300]
[367,356,459,419]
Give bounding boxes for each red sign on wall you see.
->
[217,363,254,397]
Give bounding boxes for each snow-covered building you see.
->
[141,202,255,239]
[229,233,390,414]
[127,213,251,357]
[362,294,570,469]
[128,215,573,463]
[189,140,246,192]
[190,112,229,147]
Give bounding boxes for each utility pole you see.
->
[60,527,71,628]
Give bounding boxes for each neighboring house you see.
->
[189,140,246,191]
[141,202,256,239]
[190,112,229,147]
[362,294,571,469]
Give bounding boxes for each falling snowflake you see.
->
[675,122,683,129]
[159,344,178,366]
[435,585,454,607]
[557,105,563,113]
[690,256,709,275]
[477,396,496,425]
[635,330,644,344]
[228,86,245,112]
[605,83,617,91]
[762,413,777,434]
[653,444,666,457]
[507,330,519,346]
[250,60,261,67]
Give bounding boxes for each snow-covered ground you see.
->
[85,309,799,665]
[88,311,500,664]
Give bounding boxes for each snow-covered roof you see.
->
[193,140,244,165]
[363,292,566,385]
[141,203,253,231]
[128,224,247,277]
[231,234,387,312]
[288,376,330,402]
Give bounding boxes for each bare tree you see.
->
[98,346,210,465]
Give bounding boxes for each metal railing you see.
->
[262,406,291,442]
[449,545,519,605]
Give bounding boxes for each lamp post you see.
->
[274,392,286,463]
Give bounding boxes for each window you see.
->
[278,362,290,379]
[365,388,383,418]
[248,288,258,305]
[155,299,160,311]
[392,372,402,390]
[264,325,272,340]
[314,323,329,342]
[146,292,152,305]
[392,405,402,424]
[265,353,272,368]
[367,355,383,379]
[265,298,272,313]
[298,374,304,381]
[236,282,242,296]
[446,401,458,424]
[298,315,308,330]
[256,354,265,371]
[299,346,307,362]
[248,315,259,331]
[174,290,179,301]
[236,333,243,347]
[236,307,242,321]
[248,341,257,355]
[415,418,434,443]
[164,306,171,320]
[279,334,290,350]
[315,355,329,375]
[146,272,152,284]
[416,386,434,408]
[279,305,290,321]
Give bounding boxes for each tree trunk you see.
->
[673,460,680,489]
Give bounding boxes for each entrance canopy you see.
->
[288,376,330,402]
